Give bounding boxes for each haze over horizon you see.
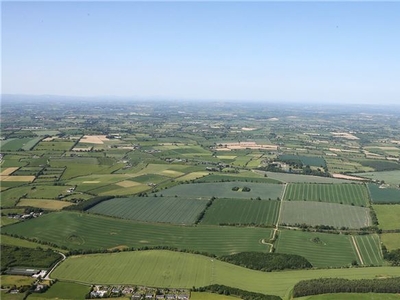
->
[2,2,399,105]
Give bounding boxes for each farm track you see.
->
[351,235,364,265]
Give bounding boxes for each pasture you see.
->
[275,229,357,267]
[175,171,210,182]
[353,234,385,266]
[0,186,34,207]
[28,281,90,299]
[296,293,400,300]
[278,155,326,168]
[191,292,239,300]
[283,183,369,206]
[368,184,400,204]
[1,212,272,255]
[200,198,280,226]
[51,250,400,299]
[373,205,400,230]
[0,234,65,252]
[352,170,400,186]
[280,201,371,229]
[380,233,400,251]
[258,171,352,184]
[34,140,75,151]
[88,196,208,224]
[17,199,73,210]
[1,138,39,151]
[162,182,284,200]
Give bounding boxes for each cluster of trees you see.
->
[292,277,400,297]
[63,195,114,211]
[382,246,400,266]
[219,252,312,272]
[193,284,281,300]
[1,245,62,273]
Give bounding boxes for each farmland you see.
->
[27,281,90,299]
[200,198,280,226]
[88,196,208,224]
[51,250,400,299]
[296,293,400,300]
[1,99,400,299]
[1,212,272,255]
[162,182,284,200]
[283,183,369,206]
[279,201,371,229]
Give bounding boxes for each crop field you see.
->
[28,281,90,299]
[368,184,400,203]
[200,198,280,226]
[191,292,238,300]
[88,196,208,224]
[0,175,35,182]
[0,167,20,176]
[51,250,400,299]
[380,233,400,251]
[278,154,326,168]
[283,183,369,206]
[353,234,384,266]
[275,229,357,267]
[17,199,73,210]
[1,212,272,255]
[176,171,210,181]
[280,201,371,229]
[88,183,149,196]
[352,170,400,186]
[1,138,38,151]
[34,140,75,151]
[259,171,352,184]
[373,205,400,230]
[162,182,284,200]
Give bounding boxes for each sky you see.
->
[2,1,400,104]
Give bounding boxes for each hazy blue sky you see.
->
[2,1,399,104]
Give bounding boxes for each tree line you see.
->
[292,277,400,297]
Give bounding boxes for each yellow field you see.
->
[161,170,185,177]
[0,167,19,176]
[176,172,209,181]
[99,184,149,196]
[79,135,110,144]
[82,181,101,183]
[0,175,35,182]
[17,199,73,210]
[116,180,141,188]
[217,156,237,159]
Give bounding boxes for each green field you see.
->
[28,281,90,299]
[352,170,400,186]
[373,205,400,230]
[201,198,280,226]
[280,201,371,229]
[17,199,73,210]
[34,141,75,151]
[260,172,352,184]
[368,184,400,204]
[162,182,284,200]
[275,230,358,268]
[191,292,239,300]
[0,186,34,207]
[51,250,400,299]
[1,212,272,255]
[296,293,400,300]
[195,173,281,184]
[353,234,385,266]
[278,155,326,168]
[283,183,369,206]
[380,233,400,251]
[1,138,39,151]
[88,196,208,224]
[0,235,65,252]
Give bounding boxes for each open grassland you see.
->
[283,183,369,206]
[0,275,35,287]
[1,186,34,207]
[88,183,149,196]
[279,155,326,168]
[373,205,400,230]
[1,138,38,151]
[176,172,210,182]
[0,235,65,252]
[368,184,400,204]
[162,182,284,200]
[34,141,75,151]
[88,197,208,225]
[280,201,371,229]
[201,198,280,226]
[1,212,272,255]
[51,250,400,299]
[0,291,25,300]
[296,293,400,300]
[352,170,400,186]
[380,233,400,251]
[17,199,73,210]
[28,281,91,300]
[1,216,20,227]
[353,234,385,266]
[128,173,170,184]
[275,230,357,268]
[259,172,352,183]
